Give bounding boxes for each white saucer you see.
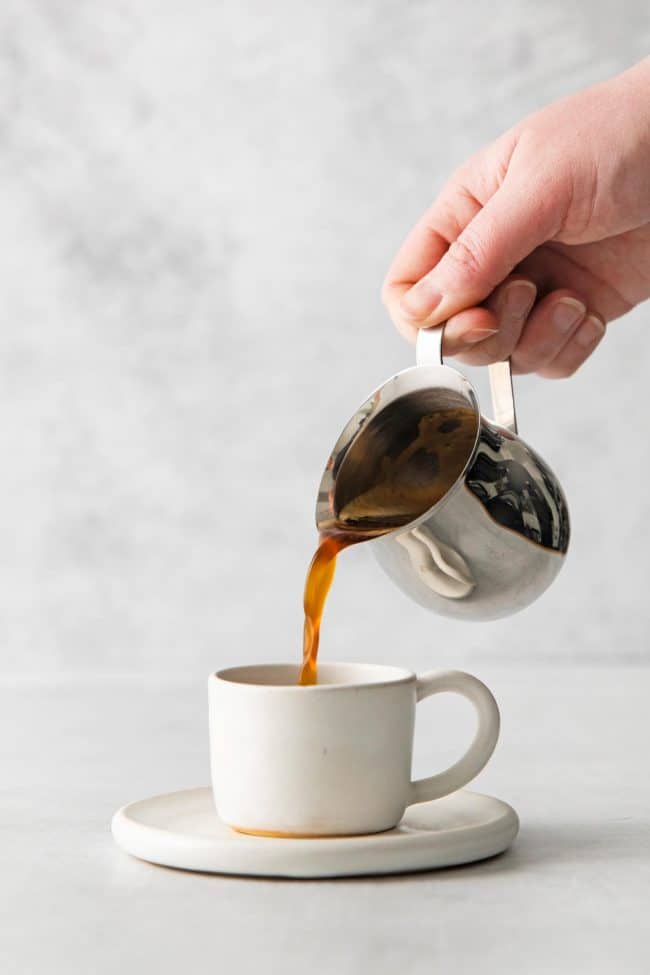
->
[112,788,519,879]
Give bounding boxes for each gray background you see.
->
[2,0,649,678]
[3,6,650,973]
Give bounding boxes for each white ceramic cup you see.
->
[209,662,500,837]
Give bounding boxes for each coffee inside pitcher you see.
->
[300,398,478,685]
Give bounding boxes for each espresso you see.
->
[299,406,477,684]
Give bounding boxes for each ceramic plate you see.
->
[112,787,519,879]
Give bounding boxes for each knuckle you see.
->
[434,187,472,239]
[445,231,487,280]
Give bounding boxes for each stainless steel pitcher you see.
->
[315,326,569,621]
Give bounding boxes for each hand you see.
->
[382,59,650,377]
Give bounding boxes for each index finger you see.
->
[381,179,482,342]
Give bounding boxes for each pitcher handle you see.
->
[416,324,518,434]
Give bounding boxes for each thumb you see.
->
[399,179,560,326]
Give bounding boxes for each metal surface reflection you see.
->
[316,326,569,622]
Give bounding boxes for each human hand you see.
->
[382,58,650,377]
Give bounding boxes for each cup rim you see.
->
[211,661,416,691]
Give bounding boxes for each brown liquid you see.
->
[299,406,477,685]
[299,533,356,686]
[230,823,359,838]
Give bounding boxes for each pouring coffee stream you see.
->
[299,405,479,684]
[299,324,570,685]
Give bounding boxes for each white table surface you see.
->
[2,666,649,974]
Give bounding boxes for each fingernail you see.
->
[576,314,606,347]
[400,280,443,320]
[552,297,586,334]
[502,280,536,318]
[464,326,500,344]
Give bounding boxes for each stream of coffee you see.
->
[299,406,478,684]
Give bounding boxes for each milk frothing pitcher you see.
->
[316,325,569,621]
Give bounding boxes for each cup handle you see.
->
[416,325,518,434]
[409,670,500,805]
